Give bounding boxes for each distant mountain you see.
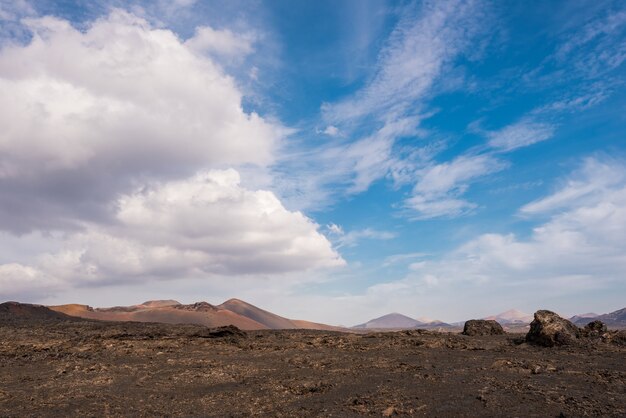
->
[569,312,598,324]
[354,313,424,329]
[484,309,533,324]
[353,313,454,330]
[572,308,626,329]
[47,299,342,331]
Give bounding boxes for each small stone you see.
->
[382,406,397,416]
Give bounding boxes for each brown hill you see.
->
[48,299,343,331]
[50,302,267,330]
[0,301,73,321]
[140,300,181,308]
[217,298,297,329]
[290,319,346,332]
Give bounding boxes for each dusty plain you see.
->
[0,317,624,417]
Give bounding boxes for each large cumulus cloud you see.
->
[0,10,283,232]
[0,10,343,299]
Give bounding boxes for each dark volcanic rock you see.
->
[526,310,580,347]
[462,319,505,336]
[582,320,608,338]
[585,320,607,333]
[192,325,246,339]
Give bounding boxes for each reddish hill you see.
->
[0,301,73,321]
[290,319,346,332]
[50,302,267,330]
[217,298,297,329]
[48,299,343,331]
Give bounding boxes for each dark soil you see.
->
[0,318,624,417]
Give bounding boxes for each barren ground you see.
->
[0,318,624,417]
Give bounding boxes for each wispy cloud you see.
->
[322,0,488,126]
[555,9,626,76]
[185,26,256,59]
[404,154,506,219]
[383,252,428,267]
[319,157,626,322]
[275,1,491,211]
[327,225,396,248]
[487,119,555,152]
[520,157,626,215]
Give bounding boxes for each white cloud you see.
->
[0,263,60,299]
[0,10,286,232]
[405,154,506,219]
[322,0,487,126]
[333,228,396,248]
[323,125,340,136]
[114,169,344,274]
[326,223,344,235]
[487,119,555,151]
[276,1,489,211]
[185,26,255,58]
[555,9,626,75]
[521,157,626,215]
[401,117,554,219]
[0,10,348,299]
[0,11,277,173]
[383,252,427,267]
[0,0,33,21]
[353,158,626,318]
[1,169,344,295]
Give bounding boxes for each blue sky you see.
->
[0,0,624,325]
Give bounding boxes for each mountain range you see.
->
[570,308,626,328]
[483,309,534,324]
[48,299,342,331]
[2,299,625,330]
[353,308,626,330]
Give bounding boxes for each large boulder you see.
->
[526,310,580,346]
[462,319,505,336]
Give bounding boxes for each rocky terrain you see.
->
[0,303,625,417]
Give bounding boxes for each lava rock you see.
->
[192,325,246,339]
[585,320,607,333]
[582,320,608,338]
[526,310,580,347]
[462,319,505,336]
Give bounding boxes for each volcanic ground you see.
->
[0,314,624,417]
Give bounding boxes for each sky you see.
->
[0,0,624,326]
